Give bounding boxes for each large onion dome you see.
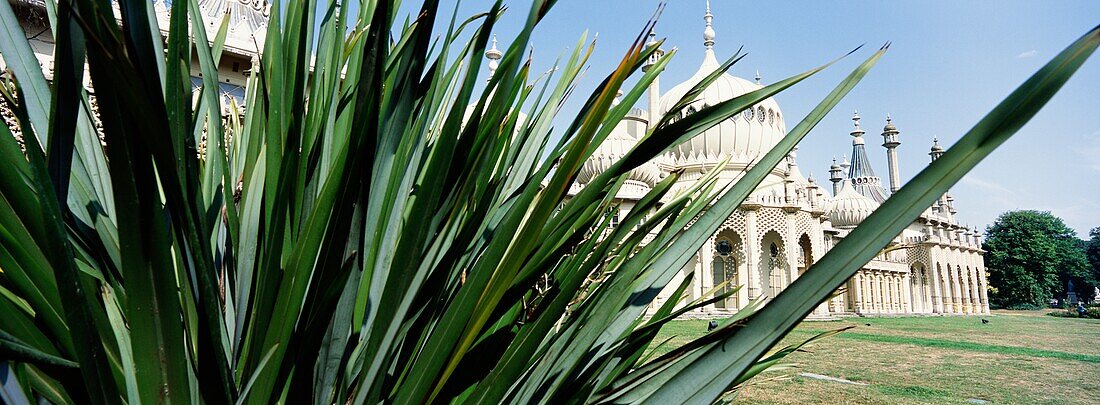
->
[658,51,786,165]
[577,121,661,195]
[827,181,880,228]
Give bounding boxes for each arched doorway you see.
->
[760,231,787,299]
[910,263,928,313]
[711,230,742,309]
[797,234,813,276]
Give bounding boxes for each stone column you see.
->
[903,272,913,313]
[951,265,963,315]
[885,273,893,313]
[907,273,917,313]
[863,272,873,313]
[744,206,760,300]
[928,249,944,314]
[960,266,972,314]
[940,263,954,314]
[923,270,934,314]
[737,244,749,310]
[701,237,714,311]
[970,267,981,314]
[876,273,885,314]
[853,273,864,314]
[893,275,902,313]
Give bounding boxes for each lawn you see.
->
[651,310,1100,404]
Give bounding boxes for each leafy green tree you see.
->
[1085,227,1100,300]
[984,211,1091,308]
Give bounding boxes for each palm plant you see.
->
[0,0,1096,402]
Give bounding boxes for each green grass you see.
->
[653,310,1100,404]
[817,331,1100,364]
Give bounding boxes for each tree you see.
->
[984,211,1091,308]
[1085,227,1100,300]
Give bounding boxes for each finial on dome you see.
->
[850,111,865,143]
[929,136,945,161]
[881,114,897,132]
[840,154,851,169]
[486,35,503,80]
[613,89,623,106]
[755,69,762,84]
[703,0,715,49]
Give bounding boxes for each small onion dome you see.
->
[827,180,880,228]
[577,125,661,189]
[883,114,898,132]
[930,136,944,153]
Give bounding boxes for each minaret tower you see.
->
[642,30,664,127]
[828,157,843,196]
[485,35,502,82]
[929,137,950,214]
[881,115,901,193]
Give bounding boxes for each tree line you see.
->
[984,210,1100,309]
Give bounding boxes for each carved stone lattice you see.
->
[1,85,26,153]
[756,207,788,246]
[910,245,931,270]
[88,94,105,146]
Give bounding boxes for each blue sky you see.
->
[397,0,1100,237]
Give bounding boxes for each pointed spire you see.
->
[485,34,503,81]
[840,154,850,169]
[612,89,623,106]
[703,0,715,49]
[755,69,762,84]
[850,111,865,145]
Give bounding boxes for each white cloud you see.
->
[1016,50,1038,59]
[961,175,1012,194]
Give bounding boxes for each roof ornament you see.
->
[840,154,851,170]
[755,69,762,84]
[703,0,715,49]
[485,35,503,81]
[613,89,623,106]
[850,111,865,144]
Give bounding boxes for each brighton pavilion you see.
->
[4,0,989,318]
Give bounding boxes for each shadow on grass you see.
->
[817,332,1100,363]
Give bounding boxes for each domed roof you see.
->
[577,123,662,190]
[827,181,880,228]
[194,0,270,54]
[658,49,786,165]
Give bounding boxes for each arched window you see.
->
[712,239,737,309]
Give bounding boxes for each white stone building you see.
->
[570,4,989,317]
[3,0,988,317]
